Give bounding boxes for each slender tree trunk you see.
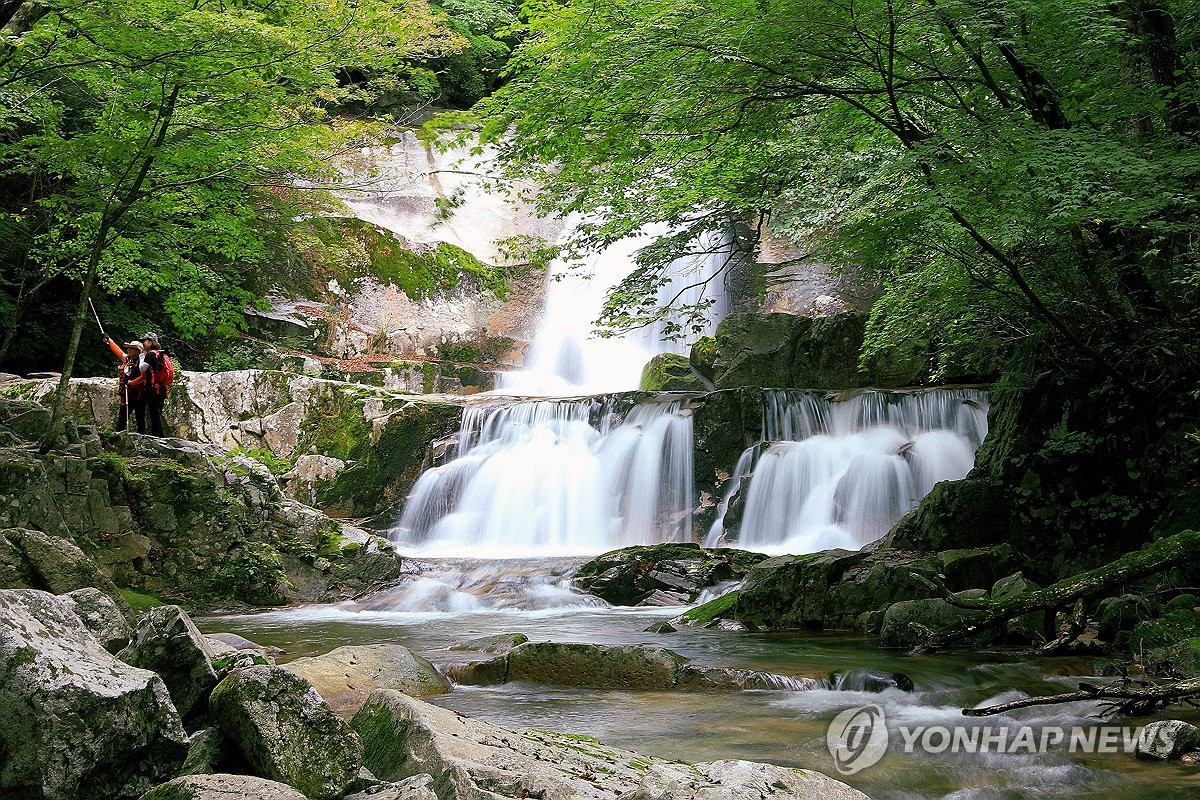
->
[0,284,29,366]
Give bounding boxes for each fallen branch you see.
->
[910,529,1200,653]
[963,676,1200,717]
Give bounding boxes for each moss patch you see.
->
[118,587,166,613]
[681,590,739,624]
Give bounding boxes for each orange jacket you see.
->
[109,339,145,390]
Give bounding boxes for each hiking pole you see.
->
[87,297,108,339]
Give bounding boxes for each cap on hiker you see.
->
[125,341,143,351]
[142,332,159,343]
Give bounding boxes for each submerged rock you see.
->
[0,589,187,800]
[139,774,308,800]
[573,542,767,606]
[283,644,451,713]
[630,759,870,800]
[447,641,814,692]
[118,605,218,718]
[208,665,362,800]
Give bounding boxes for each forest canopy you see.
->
[465,0,1200,388]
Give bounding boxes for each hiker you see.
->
[102,334,146,432]
[136,332,174,437]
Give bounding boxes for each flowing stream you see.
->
[202,598,1200,800]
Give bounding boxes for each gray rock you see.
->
[573,543,767,606]
[119,605,218,717]
[1136,720,1200,760]
[283,644,451,713]
[629,759,869,800]
[180,727,231,776]
[644,621,677,633]
[352,689,654,797]
[207,632,273,653]
[0,589,187,800]
[67,586,133,652]
[209,665,362,800]
[1,527,121,597]
[344,774,438,800]
[139,774,308,799]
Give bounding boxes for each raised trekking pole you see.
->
[87,297,108,339]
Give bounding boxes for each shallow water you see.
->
[200,589,1200,800]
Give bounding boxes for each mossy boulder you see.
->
[572,543,768,606]
[208,666,362,800]
[689,336,718,381]
[733,545,1017,631]
[878,591,1001,649]
[638,353,708,392]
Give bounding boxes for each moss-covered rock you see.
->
[689,335,718,381]
[139,774,307,800]
[638,353,707,392]
[209,666,362,800]
[573,543,768,606]
[118,605,218,718]
[878,479,1016,554]
[732,545,1017,631]
[878,592,1001,649]
[710,312,927,390]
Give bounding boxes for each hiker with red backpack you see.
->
[102,334,147,432]
[137,332,174,437]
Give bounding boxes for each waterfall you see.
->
[391,398,695,557]
[499,223,732,395]
[706,388,988,554]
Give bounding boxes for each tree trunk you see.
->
[964,676,1200,717]
[0,285,29,366]
[912,529,1200,653]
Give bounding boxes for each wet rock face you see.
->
[208,666,362,800]
[1136,720,1200,760]
[710,312,927,391]
[0,589,188,800]
[572,542,769,606]
[118,605,218,718]
[283,644,451,714]
[629,759,871,800]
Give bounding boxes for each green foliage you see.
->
[219,541,293,606]
[229,447,294,476]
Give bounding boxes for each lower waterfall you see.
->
[706,388,989,554]
[391,398,694,557]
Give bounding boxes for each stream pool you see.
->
[199,595,1200,800]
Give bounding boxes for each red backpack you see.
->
[149,351,175,394]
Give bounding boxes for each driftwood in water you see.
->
[910,529,1200,654]
[964,676,1200,717]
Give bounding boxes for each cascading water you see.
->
[706,388,988,555]
[392,398,694,558]
[499,224,732,395]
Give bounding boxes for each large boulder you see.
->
[0,589,188,800]
[879,479,1016,553]
[0,526,122,599]
[1135,720,1200,760]
[139,774,308,800]
[733,545,1017,630]
[283,644,451,713]
[878,592,1001,649]
[573,543,768,606]
[351,691,866,800]
[447,642,815,692]
[629,759,869,800]
[208,665,362,800]
[351,689,651,797]
[118,605,219,717]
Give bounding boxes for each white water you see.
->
[706,388,988,554]
[500,223,732,395]
[391,398,694,558]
